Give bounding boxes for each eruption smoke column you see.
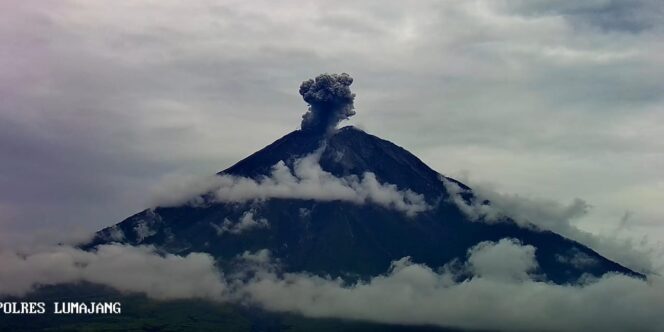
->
[299,73,356,133]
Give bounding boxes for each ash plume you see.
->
[299,73,356,133]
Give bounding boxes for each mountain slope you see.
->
[87,126,639,284]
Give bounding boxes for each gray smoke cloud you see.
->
[299,73,356,133]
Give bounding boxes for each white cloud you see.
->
[556,248,599,269]
[211,211,270,235]
[211,149,429,217]
[1,1,663,328]
[106,225,125,242]
[442,176,590,229]
[441,177,659,274]
[0,244,227,300]
[467,238,538,282]
[239,240,664,332]
[148,173,221,208]
[3,240,664,331]
[132,209,160,243]
[133,223,155,242]
[238,249,273,266]
[1,0,662,267]
[152,148,430,216]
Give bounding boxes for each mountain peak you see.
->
[87,74,640,284]
[222,125,446,203]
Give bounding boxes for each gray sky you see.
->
[1,0,663,265]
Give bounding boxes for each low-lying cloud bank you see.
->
[240,239,664,332]
[2,240,663,331]
[0,244,226,300]
[151,149,429,216]
[441,177,658,274]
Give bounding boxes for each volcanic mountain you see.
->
[87,125,638,284]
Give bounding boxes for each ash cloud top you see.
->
[299,73,356,133]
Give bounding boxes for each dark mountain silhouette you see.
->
[87,126,639,284]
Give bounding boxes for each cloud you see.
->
[3,239,664,331]
[1,0,663,261]
[151,148,430,216]
[238,249,273,266]
[501,0,664,33]
[148,173,222,208]
[467,238,538,282]
[211,211,270,235]
[238,239,664,332]
[299,73,356,133]
[0,244,227,300]
[212,149,429,216]
[1,3,662,329]
[131,209,161,243]
[441,177,659,274]
[556,247,599,269]
[441,176,589,229]
[106,225,126,242]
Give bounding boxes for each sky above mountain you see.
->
[1,0,663,272]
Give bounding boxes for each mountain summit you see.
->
[88,74,638,284]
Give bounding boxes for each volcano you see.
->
[86,124,638,284]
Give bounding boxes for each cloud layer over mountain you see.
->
[2,240,663,331]
[150,149,429,216]
[2,0,662,252]
[0,244,226,300]
[1,1,663,329]
[442,177,662,273]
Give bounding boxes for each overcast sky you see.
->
[1,0,663,263]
